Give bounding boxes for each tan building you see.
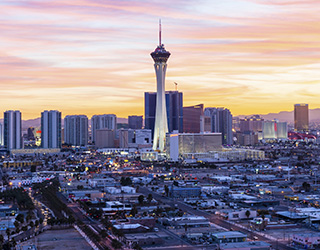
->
[294,104,309,131]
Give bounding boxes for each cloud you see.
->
[0,0,320,118]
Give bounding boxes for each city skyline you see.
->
[1,0,320,119]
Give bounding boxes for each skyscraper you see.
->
[150,21,170,151]
[183,104,204,133]
[204,107,233,145]
[239,115,264,133]
[91,114,117,143]
[128,115,143,129]
[0,123,3,146]
[4,110,22,150]
[64,115,88,146]
[145,91,183,135]
[41,110,62,148]
[294,104,309,131]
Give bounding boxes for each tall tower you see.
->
[4,110,22,150]
[41,110,62,148]
[294,104,309,131]
[151,20,171,151]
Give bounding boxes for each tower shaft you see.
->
[153,62,168,151]
[150,22,170,152]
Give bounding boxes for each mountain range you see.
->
[1,109,319,130]
[237,108,320,123]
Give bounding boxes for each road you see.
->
[139,187,295,250]
[57,192,112,250]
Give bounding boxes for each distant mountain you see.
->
[117,117,128,124]
[237,108,320,123]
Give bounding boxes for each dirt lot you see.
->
[21,228,92,250]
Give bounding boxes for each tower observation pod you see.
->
[150,20,171,152]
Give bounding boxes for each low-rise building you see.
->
[220,241,271,250]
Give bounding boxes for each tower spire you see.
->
[159,19,161,46]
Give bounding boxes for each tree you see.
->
[29,221,34,228]
[130,206,138,217]
[31,165,37,172]
[6,228,10,240]
[111,239,122,249]
[302,182,311,192]
[147,194,153,203]
[133,243,143,250]
[245,210,251,219]
[138,195,144,205]
[100,229,108,238]
[14,221,19,229]
[164,185,169,197]
[120,177,132,186]
[16,214,24,224]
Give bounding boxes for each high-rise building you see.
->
[183,104,204,133]
[4,110,22,150]
[128,115,143,129]
[145,91,183,135]
[294,104,309,131]
[91,114,117,143]
[240,115,264,133]
[41,110,62,148]
[262,120,288,139]
[150,21,171,152]
[0,123,3,146]
[64,115,88,146]
[95,129,115,149]
[204,107,233,145]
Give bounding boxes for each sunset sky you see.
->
[1,0,320,119]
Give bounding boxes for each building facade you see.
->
[41,110,62,148]
[294,104,309,131]
[0,123,3,146]
[119,129,152,148]
[4,110,22,150]
[262,120,288,140]
[183,104,204,133]
[240,115,264,133]
[95,129,115,148]
[128,115,143,129]
[204,107,233,145]
[145,91,183,136]
[64,115,88,146]
[91,114,117,143]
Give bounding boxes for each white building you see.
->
[119,129,152,148]
[91,114,116,143]
[41,110,61,148]
[292,233,320,249]
[4,110,22,150]
[64,115,88,146]
[166,132,222,161]
[262,120,287,140]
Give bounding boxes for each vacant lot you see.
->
[35,228,92,250]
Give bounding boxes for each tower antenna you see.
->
[159,19,161,46]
